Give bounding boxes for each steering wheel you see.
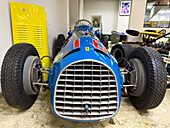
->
[75,19,92,28]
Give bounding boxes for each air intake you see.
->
[54,60,118,121]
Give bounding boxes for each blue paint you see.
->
[94,30,99,36]
[85,104,89,109]
[74,24,93,32]
[48,24,123,122]
[68,30,73,36]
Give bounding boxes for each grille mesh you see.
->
[54,61,118,120]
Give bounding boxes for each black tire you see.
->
[97,33,102,41]
[52,34,65,59]
[102,36,108,49]
[128,47,167,110]
[111,44,134,67]
[1,43,40,109]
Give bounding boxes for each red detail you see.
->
[93,39,99,48]
[74,39,80,48]
[93,39,108,53]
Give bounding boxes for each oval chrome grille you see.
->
[54,61,118,120]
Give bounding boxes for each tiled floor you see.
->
[0,89,170,128]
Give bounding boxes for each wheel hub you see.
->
[23,56,41,95]
[126,58,146,97]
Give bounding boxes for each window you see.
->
[144,0,170,28]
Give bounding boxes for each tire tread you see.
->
[1,43,39,109]
[129,47,167,110]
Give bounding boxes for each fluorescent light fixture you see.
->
[149,7,170,21]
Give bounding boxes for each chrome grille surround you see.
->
[54,60,119,121]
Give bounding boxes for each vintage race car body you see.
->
[1,19,167,123]
[48,22,123,122]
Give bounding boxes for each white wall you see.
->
[117,0,130,33]
[79,0,84,20]
[117,16,130,33]
[127,0,147,41]
[84,0,119,34]
[129,0,147,31]
[0,0,69,92]
[58,0,70,36]
[69,0,79,28]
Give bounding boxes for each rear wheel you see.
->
[52,34,65,59]
[102,36,108,49]
[111,44,134,67]
[1,43,41,109]
[127,47,167,110]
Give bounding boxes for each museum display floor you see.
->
[0,89,169,128]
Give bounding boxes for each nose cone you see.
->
[49,36,123,122]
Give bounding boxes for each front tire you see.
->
[127,47,167,110]
[1,43,40,109]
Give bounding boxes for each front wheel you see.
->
[126,47,167,110]
[1,43,41,109]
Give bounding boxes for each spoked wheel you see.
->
[1,43,42,109]
[126,47,167,110]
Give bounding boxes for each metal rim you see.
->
[75,19,92,27]
[23,56,40,95]
[128,58,146,97]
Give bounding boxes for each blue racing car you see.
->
[1,19,167,122]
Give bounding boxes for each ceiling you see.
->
[147,0,169,2]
